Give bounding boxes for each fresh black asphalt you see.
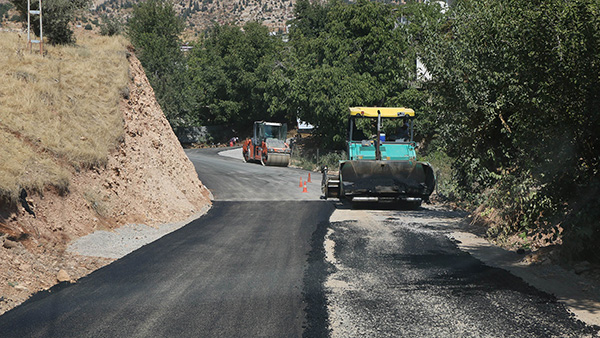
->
[0,201,334,337]
[0,148,333,337]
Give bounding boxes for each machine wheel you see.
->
[262,153,290,166]
[260,153,267,166]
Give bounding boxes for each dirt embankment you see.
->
[0,50,211,315]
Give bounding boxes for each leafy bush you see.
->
[0,3,13,19]
[292,148,346,172]
[420,0,600,261]
[99,15,123,36]
[419,150,458,201]
[84,23,92,30]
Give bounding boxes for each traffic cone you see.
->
[302,181,308,193]
[299,178,303,187]
[307,172,312,183]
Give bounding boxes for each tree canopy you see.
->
[128,0,191,123]
[187,22,287,131]
[287,0,420,146]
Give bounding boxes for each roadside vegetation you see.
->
[128,0,599,263]
[289,135,346,171]
[0,32,130,201]
[421,0,600,262]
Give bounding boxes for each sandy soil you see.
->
[0,51,211,315]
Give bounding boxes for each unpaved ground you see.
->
[67,203,211,259]
[325,203,600,337]
[0,52,211,315]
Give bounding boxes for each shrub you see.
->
[99,15,123,36]
[0,3,13,18]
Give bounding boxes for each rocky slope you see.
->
[0,47,211,315]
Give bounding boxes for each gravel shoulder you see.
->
[65,150,247,259]
[65,149,246,259]
[67,204,211,259]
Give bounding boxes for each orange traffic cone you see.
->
[299,178,303,187]
[307,172,312,183]
[302,181,308,193]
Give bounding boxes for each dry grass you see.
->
[0,31,130,201]
[0,128,70,200]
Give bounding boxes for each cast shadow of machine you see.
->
[331,199,429,211]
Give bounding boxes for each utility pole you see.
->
[27,0,43,55]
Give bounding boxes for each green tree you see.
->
[288,0,420,147]
[128,0,192,124]
[9,0,90,44]
[99,14,123,36]
[0,3,13,20]
[421,0,600,261]
[187,22,287,130]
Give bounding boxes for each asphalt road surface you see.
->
[0,147,332,337]
[0,147,598,337]
[185,147,322,201]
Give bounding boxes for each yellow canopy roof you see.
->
[349,107,415,118]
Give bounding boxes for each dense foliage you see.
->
[128,0,192,123]
[287,0,426,147]
[421,0,600,261]
[0,3,13,21]
[187,22,288,131]
[10,0,90,45]
[99,15,124,36]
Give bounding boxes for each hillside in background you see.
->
[94,0,294,37]
[0,0,413,39]
[0,0,295,40]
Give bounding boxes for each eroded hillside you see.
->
[0,31,211,314]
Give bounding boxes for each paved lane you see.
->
[186,147,321,201]
[0,148,332,337]
[3,147,595,337]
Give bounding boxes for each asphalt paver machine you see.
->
[322,107,436,207]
